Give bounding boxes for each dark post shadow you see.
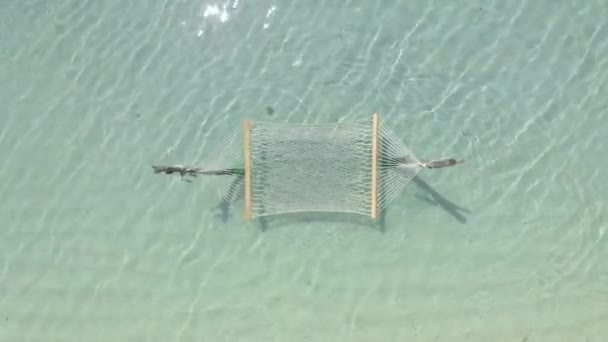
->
[411,176,470,224]
[213,175,244,224]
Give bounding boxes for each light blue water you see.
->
[1,0,608,341]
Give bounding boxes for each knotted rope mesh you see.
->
[236,114,424,220]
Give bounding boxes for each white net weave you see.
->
[245,115,423,219]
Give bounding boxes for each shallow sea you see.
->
[1,0,607,341]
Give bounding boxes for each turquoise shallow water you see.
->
[2,0,608,341]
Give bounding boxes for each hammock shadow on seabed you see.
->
[211,174,470,232]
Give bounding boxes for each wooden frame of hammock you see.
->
[371,113,380,220]
[243,119,253,221]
